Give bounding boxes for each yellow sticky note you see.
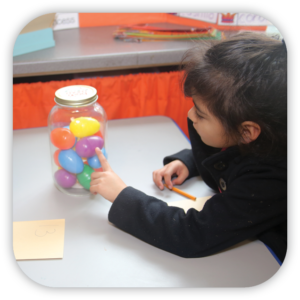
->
[168,196,212,213]
[13,219,65,260]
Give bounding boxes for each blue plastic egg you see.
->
[87,154,101,169]
[58,149,84,174]
[101,147,108,159]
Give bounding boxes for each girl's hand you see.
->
[152,160,189,190]
[90,148,127,203]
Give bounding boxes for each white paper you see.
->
[237,13,272,26]
[178,12,271,27]
[178,13,218,24]
[168,196,212,213]
[53,13,79,31]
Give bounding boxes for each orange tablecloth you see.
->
[13,71,194,139]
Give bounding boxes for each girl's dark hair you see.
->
[181,32,287,158]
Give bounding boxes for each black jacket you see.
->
[108,118,287,262]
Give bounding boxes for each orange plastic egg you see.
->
[93,130,103,139]
[54,149,62,167]
[50,128,76,149]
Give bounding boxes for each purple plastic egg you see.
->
[75,136,104,158]
[54,169,77,188]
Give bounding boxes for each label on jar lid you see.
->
[55,85,98,106]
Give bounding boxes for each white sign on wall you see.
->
[53,13,79,31]
[237,13,272,26]
[178,13,218,24]
[178,12,272,27]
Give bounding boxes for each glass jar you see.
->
[48,85,107,196]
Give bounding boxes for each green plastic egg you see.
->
[77,164,94,190]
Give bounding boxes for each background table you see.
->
[13,116,280,287]
[13,23,206,78]
[12,23,278,80]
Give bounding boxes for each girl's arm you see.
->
[92,128,286,261]
[161,118,222,192]
[162,149,199,180]
[108,171,286,260]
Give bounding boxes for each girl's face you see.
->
[188,95,237,148]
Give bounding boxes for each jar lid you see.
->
[54,85,98,106]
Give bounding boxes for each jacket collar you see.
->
[202,146,240,169]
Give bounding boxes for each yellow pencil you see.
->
[164,184,196,201]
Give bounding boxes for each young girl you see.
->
[90,32,287,263]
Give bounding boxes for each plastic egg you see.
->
[53,149,62,167]
[58,149,84,174]
[75,136,104,158]
[77,165,94,190]
[85,161,103,172]
[54,169,77,188]
[101,147,108,159]
[50,128,76,149]
[94,130,104,139]
[87,155,101,169]
[87,148,107,169]
[64,125,77,147]
[70,117,100,138]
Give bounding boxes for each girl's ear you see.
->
[240,121,261,144]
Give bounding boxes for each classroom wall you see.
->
[78,13,267,31]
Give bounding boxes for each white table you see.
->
[13,116,280,287]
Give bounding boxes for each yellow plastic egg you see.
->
[70,117,100,138]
